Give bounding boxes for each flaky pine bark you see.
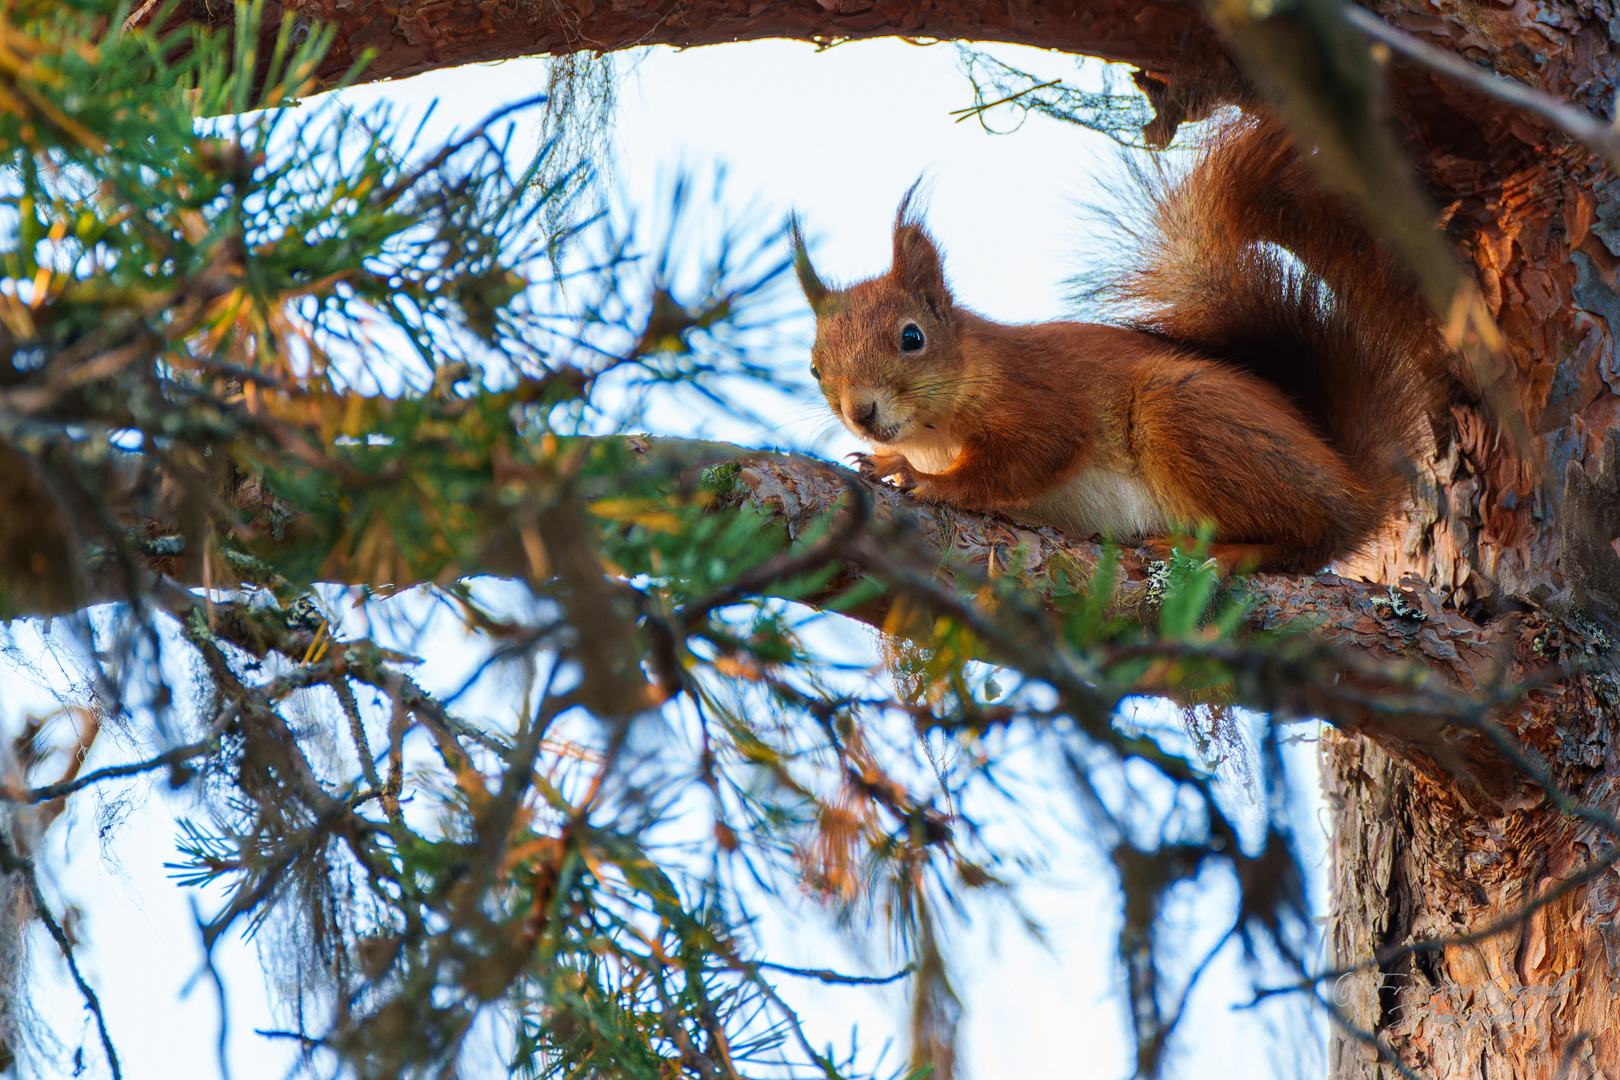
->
[154,1,1620,1075]
[1322,4,1620,1078]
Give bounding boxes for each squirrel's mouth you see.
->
[856,418,907,445]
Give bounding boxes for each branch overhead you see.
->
[172,0,1238,91]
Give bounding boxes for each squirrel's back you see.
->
[1078,113,1451,548]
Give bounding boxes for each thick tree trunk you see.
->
[1319,3,1620,1077]
[180,1,1620,1074]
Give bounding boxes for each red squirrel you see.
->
[792,114,1451,573]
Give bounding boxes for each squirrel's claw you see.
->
[848,451,918,492]
[846,451,884,481]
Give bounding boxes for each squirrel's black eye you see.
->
[901,323,925,352]
[810,364,822,381]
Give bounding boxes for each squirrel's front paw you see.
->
[848,452,918,492]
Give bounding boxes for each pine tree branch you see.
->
[690,447,1599,802]
[150,0,1234,92]
[10,435,1591,797]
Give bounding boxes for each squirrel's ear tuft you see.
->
[890,184,950,314]
[789,214,831,317]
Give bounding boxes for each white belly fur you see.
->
[886,429,1170,542]
[1021,467,1170,542]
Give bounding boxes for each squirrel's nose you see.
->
[848,400,877,428]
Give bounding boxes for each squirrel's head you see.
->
[793,193,962,447]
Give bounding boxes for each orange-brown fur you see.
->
[793,114,1449,573]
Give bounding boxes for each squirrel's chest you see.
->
[889,427,963,474]
[890,427,1169,540]
[1020,466,1170,542]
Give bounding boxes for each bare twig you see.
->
[1363,834,1620,974]
[0,834,122,1079]
[1317,993,1430,1080]
[727,958,844,1080]
[1245,834,1620,1023]
[1305,704,1620,980]
[947,78,1061,124]
[331,677,385,796]
[254,1028,322,1046]
[185,897,232,1080]
[10,734,218,804]
[475,655,563,881]
[382,679,409,825]
[747,959,916,986]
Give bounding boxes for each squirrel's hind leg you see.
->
[1127,358,1381,572]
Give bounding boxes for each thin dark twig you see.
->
[12,738,212,803]
[0,834,122,1079]
[476,654,563,882]
[1360,836,1620,973]
[1342,5,1620,170]
[1248,842,1620,1026]
[383,677,409,826]
[1307,701,1620,976]
[331,677,385,795]
[747,959,916,986]
[1156,924,1238,1050]
[853,536,1194,780]
[255,1028,322,1046]
[14,701,236,804]
[947,78,1062,123]
[1467,704,1620,835]
[723,955,843,1080]
[186,896,232,1080]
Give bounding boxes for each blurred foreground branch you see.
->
[41,427,1602,801]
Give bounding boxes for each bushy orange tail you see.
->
[1078,112,1451,544]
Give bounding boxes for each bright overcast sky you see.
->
[13,39,1329,1080]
